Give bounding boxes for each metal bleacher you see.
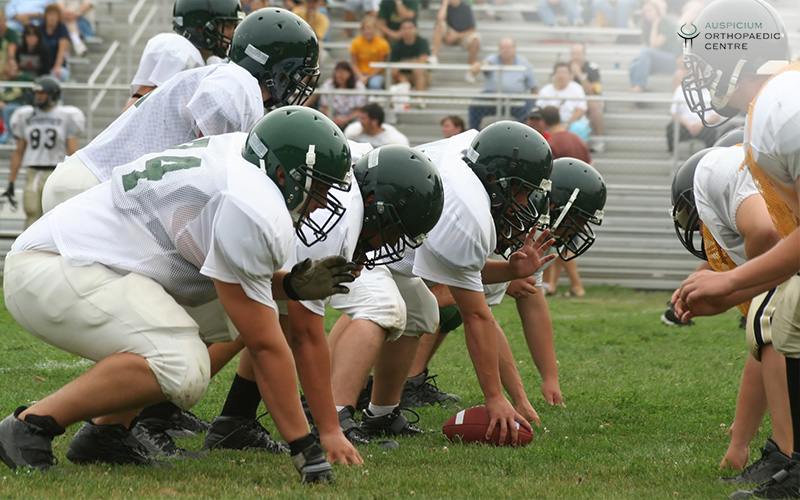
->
[1,0,798,290]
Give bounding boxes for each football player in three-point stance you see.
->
[673,0,800,497]
[41,7,320,214]
[671,146,788,488]
[326,123,554,444]
[1,76,84,228]
[124,0,246,112]
[0,107,354,484]
[203,143,445,458]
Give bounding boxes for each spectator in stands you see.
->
[389,19,431,92]
[56,1,95,56]
[666,65,719,154]
[536,61,591,142]
[538,0,581,27]
[0,11,20,67]
[5,0,51,33]
[292,0,329,57]
[467,37,538,130]
[541,105,591,298]
[524,105,550,140]
[16,24,51,78]
[590,0,638,28]
[430,0,481,83]
[41,3,70,82]
[242,0,271,13]
[350,14,391,90]
[377,0,418,42]
[342,0,378,38]
[569,42,605,151]
[344,102,410,147]
[628,0,680,93]
[0,58,35,143]
[440,114,465,138]
[317,61,367,129]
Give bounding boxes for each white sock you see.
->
[367,403,396,417]
[335,405,346,413]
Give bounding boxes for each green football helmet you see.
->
[229,8,320,108]
[353,145,444,268]
[172,0,245,59]
[671,148,715,260]
[548,158,606,261]
[242,106,352,246]
[464,121,553,256]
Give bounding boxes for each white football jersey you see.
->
[10,105,85,167]
[76,63,263,183]
[130,33,206,95]
[394,130,496,292]
[694,146,754,266]
[12,133,294,309]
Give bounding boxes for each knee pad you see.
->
[439,305,463,334]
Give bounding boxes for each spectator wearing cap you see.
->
[536,61,591,143]
[430,0,481,84]
[525,106,550,141]
[467,37,538,130]
[440,114,465,138]
[629,0,680,92]
[541,105,591,298]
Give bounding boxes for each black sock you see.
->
[288,433,316,455]
[220,374,262,420]
[785,357,800,453]
[138,401,180,420]
[21,412,66,436]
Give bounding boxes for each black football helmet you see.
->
[464,121,553,256]
[548,158,606,261]
[229,8,320,108]
[172,0,245,59]
[681,0,789,127]
[353,145,444,268]
[713,126,745,148]
[670,148,716,260]
[242,107,352,246]
[33,76,60,109]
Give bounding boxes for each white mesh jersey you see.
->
[130,33,206,95]
[10,105,85,167]
[391,130,496,292]
[285,140,373,315]
[694,146,753,266]
[76,62,263,183]
[12,133,293,309]
[747,70,800,191]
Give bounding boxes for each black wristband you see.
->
[132,93,144,99]
[282,272,301,301]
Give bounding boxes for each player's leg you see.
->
[41,154,99,213]
[1,251,210,469]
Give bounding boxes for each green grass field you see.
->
[0,285,761,499]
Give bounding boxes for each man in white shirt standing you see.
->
[41,7,320,213]
[0,108,354,483]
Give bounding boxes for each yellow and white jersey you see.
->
[10,105,85,167]
[12,133,293,309]
[130,33,206,95]
[77,62,263,184]
[396,130,496,293]
[746,69,800,218]
[694,145,755,266]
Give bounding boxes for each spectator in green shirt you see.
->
[0,10,20,67]
[0,58,34,143]
[377,0,418,42]
[389,19,431,91]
